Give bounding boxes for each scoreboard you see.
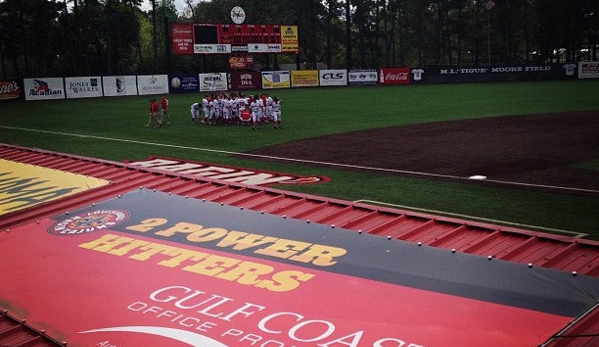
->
[171,23,299,55]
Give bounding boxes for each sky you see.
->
[140,0,194,15]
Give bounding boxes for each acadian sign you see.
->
[1,189,598,347]
[0,159,109,215]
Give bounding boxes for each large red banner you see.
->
[1,189,597,347]
[171,23,194,55]
[379,67,411,85]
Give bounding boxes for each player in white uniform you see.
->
[190,102,201,124]
[201,95,210,124]
[208,98,218,124]
[221,96,232,124]
[230,95,239,123]
[272,97,282,129]
[250,96,263,130]
[264,94,273,123]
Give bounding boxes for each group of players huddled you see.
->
[191,92,282,130]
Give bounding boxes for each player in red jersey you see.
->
[146,99,162,128]
[160,95,171,124]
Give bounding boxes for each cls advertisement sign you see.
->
[319,70,347,87]
[379,67,411,85]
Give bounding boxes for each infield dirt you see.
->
[248,111,599,194]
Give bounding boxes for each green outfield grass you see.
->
[1,80,598,238]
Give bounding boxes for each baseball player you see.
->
[250,95,263,130]
[272,96,282,129]
[190,102,201,124]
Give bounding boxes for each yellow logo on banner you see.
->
[291,70,319,88]
[0,159,109,215]
[280,25,299,53]
[262,71,291,89]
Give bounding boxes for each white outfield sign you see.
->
[578,61,599,79]
[199,73,228,92]
[137,75,169,95]
[24,78,65,101]
[248,44,282,53]
[103,76,138,96]
[65,76,103,99]
[194,44,231,54]
[319,70,347,86]
[348,69,378,85]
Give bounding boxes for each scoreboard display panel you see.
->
[172,23,299,55]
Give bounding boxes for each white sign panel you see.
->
[137,75,169,95]
[194,44,232,54]
[578,61,599,79]
[199,73,228,92]
[319,70,348,86]
[65,76,103,99]
[247,44,282,53]
[103,76,138,96]
[348,69,379,85]
[24,78,65,101]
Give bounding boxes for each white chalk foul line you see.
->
[2,125,598,196]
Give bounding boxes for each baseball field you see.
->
[1,79,598,238]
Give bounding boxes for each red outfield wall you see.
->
[1,143,598,347]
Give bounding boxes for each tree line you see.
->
[0,0,597,79]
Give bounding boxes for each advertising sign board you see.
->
[168,74,200,94]
[379,67,411,85]
[65,76,103,99]
[0,80,22,100]
[173,23,299,55]
[171,23,194,55]
[348,69,378,85]
[137,75,169,95]
[579,61,599,79]
[1,189,598,347]
[103,76,138,96]
[319,70,348,86]
[230,71,262,90]
[261,71,291,89]
[291,70,319,88]
[24,77,65,100]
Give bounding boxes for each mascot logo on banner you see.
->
[48,210,130,236]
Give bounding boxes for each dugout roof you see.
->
[0,143,598,347]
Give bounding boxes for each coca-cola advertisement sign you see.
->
[171,23,194,55]
[0,80,21,100]
[379,67,411,85]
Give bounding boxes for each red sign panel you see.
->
[1,190,597,347]
[171,23,194,55]
[379,67,411,85]
[229,71,262,91]
[0,80,21,100]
